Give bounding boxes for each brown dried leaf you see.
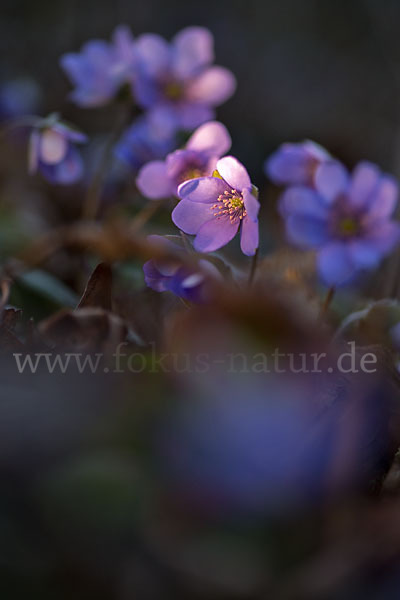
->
[77,263,112,311]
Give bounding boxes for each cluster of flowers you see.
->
[266,142,400,286]
[28,25,236,183]
[141,134,400,297]
[12,25,400,296]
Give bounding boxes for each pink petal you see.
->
[186,66,236,106]
[240,217,259,256]
[172,27,214,79]
[243,188,260,222]
[40,129,68,164]
[194,215,239,253]
[216,156,251,191]
[172,199,215,235]
[186,121,231,156]
[178,176,226,203]
[136,160,174,199]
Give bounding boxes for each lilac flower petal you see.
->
[365,175,399,219]
[279,186,329,219]
[265,144,315,186]
[317,243,356,286]
[134,76,161,110]
[60,53,85,87]
[115,113,177,171]
[178,176,226,203]
[364,221,400,255]
[172,27,214,79]
[205,155,220,177]
[28,130,40,174]
[243,188,260,222]
[240,217,259,256]
[286,215,329,248]
[216,156,251,191]
[112,25,136,63]
[303,140,330,161]
[186,121,231,156]
[349,161,381,209]
[314,161,349,202]
[172,199,214,235]
[348,241,381,269]
[154,259,181,277]
[166,149,203,182]
[39,146,84,184]
[186,67,236,106]
[135,34,171,77]
[194,216,239,253]
[136,160,173,199]
[84,40,111,62]
[40,129,68,164]
[143,260,171,292]
[176,102,214,130]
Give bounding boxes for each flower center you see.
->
[178,167,203,184]
[165,81,183,100]
[212,189,247,223]
[338,217,359,237]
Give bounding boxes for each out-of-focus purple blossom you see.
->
[160,368,392,516]
[172,156,259,256]
[265,140,331,187]
[143,235,220,302]
[60,26,137,107]
[279,161,400,286]
[29,115,87,184]
[0,77,42,120]
[137,121,231,199]
[134,27,236,131]
[115,109,177,171]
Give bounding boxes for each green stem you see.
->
[248,248,259,286]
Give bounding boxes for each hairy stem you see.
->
[82,103,132,221]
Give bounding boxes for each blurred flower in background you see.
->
[265,139,331,187]
[137,120,231,199]
[60,25,137,107]
[28,115,87,184]
[276,159,400,286]
[134,26,236,131]
[115,109,177,171]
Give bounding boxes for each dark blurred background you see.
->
[2,0,400,185]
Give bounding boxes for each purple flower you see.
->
[143,235,220,302]
[115,110,177,171]
[280,161,400,286]
[136,121,231,199]
[29,116,87,184]
[60,26,137,107]
[265,140,331,186]
[172,156,260,256]
[134,27,236,131]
